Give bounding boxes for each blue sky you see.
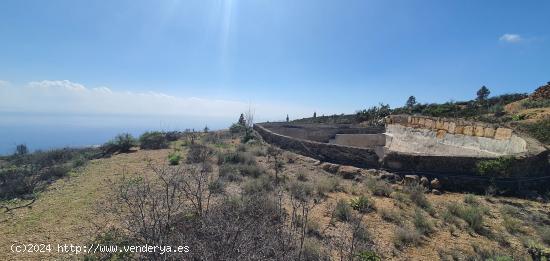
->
[1,0,549,122]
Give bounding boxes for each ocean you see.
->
[0,113,230,155]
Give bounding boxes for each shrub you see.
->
[186,144,214,164]
[350,195,375,213]
[333,199,352,222]
[414,209,434,235]
[476,157,514,177]
[102,133,137,154]
[464,194,479,205]
[394,227,421,248]
[540,227,550,245]
[301,239,329,261]
[447,203,484,233]
[404,183,432,211]
[355,250,381,261]
[305,219,322,238]
[217,151,255,166]
[237,164,264,178]
[377,208,397,221]
[229,123,245,134]
[519,118,550,144]
[522,98,550,109]
[218,164,241,182]
[164,131,182,141]
[242,175,272,195]
[502,215,523,234]
[296,172,308,181]
[139,131,168,150]
[168,152,181,165]
[366,177,393,197]
[315,176,340,197]
[289,181,314,201]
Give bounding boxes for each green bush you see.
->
[404,183,432,211]
[229,123,246,134]
[218,164,241,182]
[102,133,136,154]
[379,208,403,224]
[522,99,550,109]
[366,177,393,197]
[217,151,255,166]
[242,175,272,195]
[355,250,381,261]
[288,181,314,201]
[237,164,264,178]
[315,176,340,197]
[540,227,550,245]
[350,195,375,213]
[502,215,523,234]
[476,157,514,177]
[333,199,352,222]
[447,203,484,233]
[168,152,181,165]
[139,131,168,150]
[394,227,422,248]
[186,144,214,164]
[414,209,434,235]
[519,118,550,144]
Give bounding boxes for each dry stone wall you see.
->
[386,115,514,140]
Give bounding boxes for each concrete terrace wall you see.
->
[331,134,386,148]
[259,122,383,143]
[254,123,380,168]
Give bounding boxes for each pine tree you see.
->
[313,112,317,118]
[406,96,417,109]
[477,86,490,103]
[204,125,209,133]
[286,114,289,122]
[238,113,246,126]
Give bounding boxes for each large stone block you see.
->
[474,125,485,137]
[495,128,512,140]
[436,120,444,130]
[455,125,464,134]
[463,126,474,136]
[425,119,435,129]
[418,118,425,126]
[484,128,495,138]
[442,121,449,131]
[448,122,456,134]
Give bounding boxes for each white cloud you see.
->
[499,33,523,43]
[0,80,313,123]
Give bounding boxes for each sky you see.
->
[1,0,550,125]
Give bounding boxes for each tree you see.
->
[15,144,28,156]
[313,112,317,118]
[204,125,209,133]
[477,86,490,103]
[286,114,289,122]
[238,113,246,126]
[406,96,417,109]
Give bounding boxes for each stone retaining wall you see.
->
[387,115,514,140]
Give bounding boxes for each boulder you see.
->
[430,178,441,189]
[380,172,400,183]
[432,189,442,195]
[320,162,340,173]
[338,165,361,179]
[420,176,429,187]
[404,175,419,185]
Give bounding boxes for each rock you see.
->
[430,178,441,189]
[432,189,442,195]
[495,128,512,140]
[380,172,400,183]
[474,125,485,137]
[391,184,401,191]
[463,126,474,136]
[361,169,378,177]
[436,130,447,139]
[320,162,340,173]
[404,175,419,184]
[420,176,429,187]
[338,165,361,179]
[484,127,495,138]
[312,160,322,166]
[531,82,550,100]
